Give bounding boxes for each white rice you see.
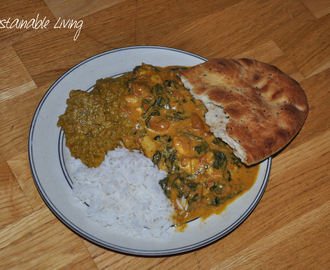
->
[69,147,174,241]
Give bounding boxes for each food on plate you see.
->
[178,58,309,165]
[57,75,138,168]
[58,63,260,228]
[70,147,174,240]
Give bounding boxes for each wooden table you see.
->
[1,0,330,269]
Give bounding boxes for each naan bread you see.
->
[178,58,309,165]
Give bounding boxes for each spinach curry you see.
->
[58,63,259,227]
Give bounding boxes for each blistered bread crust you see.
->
[178,58,309,165]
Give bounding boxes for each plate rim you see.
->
[28,45,272,256]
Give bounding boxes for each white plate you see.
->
[29,46,272,256]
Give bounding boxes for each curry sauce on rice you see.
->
[58,63,260,228]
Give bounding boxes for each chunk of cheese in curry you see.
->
[57,63,259,227]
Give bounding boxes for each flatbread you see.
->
[178,58,309,165]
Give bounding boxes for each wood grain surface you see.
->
[1,0,330,269]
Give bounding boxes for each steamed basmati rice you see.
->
[69,147,174,241]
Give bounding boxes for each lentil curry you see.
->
[57,63,260,227]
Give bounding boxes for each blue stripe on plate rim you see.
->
[28,45,272,256]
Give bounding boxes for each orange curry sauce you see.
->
[58,63,260,228]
